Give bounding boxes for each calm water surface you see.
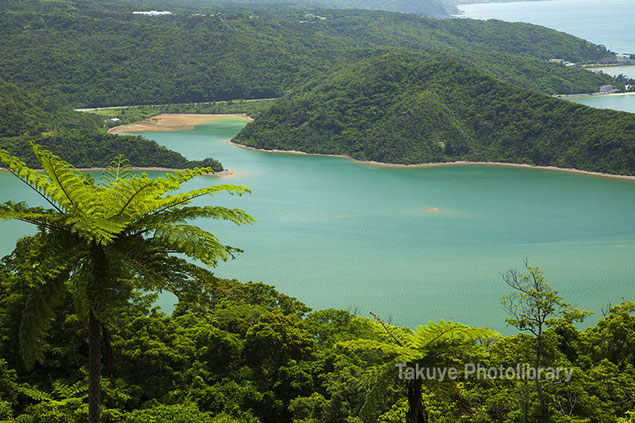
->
[569,93,635,112]
[458,0,635,55]
[589,65,635,79]
[3,117,632,332]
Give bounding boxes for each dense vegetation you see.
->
[234,53,635,175]
[0,1,619,107]
[1,0,634,420]
[0,146,253,422]
[92,98,277,126]
[102,0,452,16]
[0,81,223,171]
[0,237,633,422]
[221,0,451,17]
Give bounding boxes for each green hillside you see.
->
[217,0,452,16]
[0,81,222,170]
[0,81,101,138]
[0,1,619,107]
[233,53,635,175]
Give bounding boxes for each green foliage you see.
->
[235,52,635,175]
[340,314,499,421]
[1,248,634,421]
[215,0,451,17]
[502,264,592,333]
[0,145,253,421]
[0,1,618,107]
[121,403,211,422]
[0,81,224,171]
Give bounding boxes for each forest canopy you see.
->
[0,81,223,171]
[0,0,620,107]
[233,53,635,175]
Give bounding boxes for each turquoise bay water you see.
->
[3,117,632,332]
[589,65,635,79]
[458,0,635,55]
[569,93,635,113]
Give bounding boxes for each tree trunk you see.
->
[102,323,115,380]
[535,336,547,419]
[406,378,427,423]
[89,309,101,423]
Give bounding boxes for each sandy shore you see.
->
[227,140,635,182]
[108,113,253,134]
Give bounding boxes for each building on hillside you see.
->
[599,85,615,94]
[132,11,172,16]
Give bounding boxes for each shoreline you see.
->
[0,167,233,177]
[102,113,635,182]
[227,140,635,182]
[555,92,635,99]
[108,113,253,134]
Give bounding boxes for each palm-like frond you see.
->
[145,184,251,215]
[358,362,400,421]
[31,144,100,215]
[339,338,416,360]
[16,232,86,367]
[0,201,64,230]
[1,144,254,375]
[98,155,133,185]
[152,224,242,266]
[19,273,68,368]
[131,205,255,232]
[411,320,498,351]
[0,148,63,212]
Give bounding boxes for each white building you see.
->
[132,11,172,16]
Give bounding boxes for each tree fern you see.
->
[0,143,254,423]
[341,315,500,423]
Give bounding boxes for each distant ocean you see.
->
[458,0,635,55]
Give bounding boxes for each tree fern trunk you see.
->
[406,378,427,423]
[89,309,101,423]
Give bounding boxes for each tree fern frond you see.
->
[358,362,400,421]
[339,339,415,359]
[30,143,100,214]
[411,321,499,352]
[131,205,255,230]
[64,215,127,245]
[0,148,63,213]
[19,275,68,369]
[52,380,87,399]
[151,224,242,266]
[370,312,412,347]
[104,175,173,219]
[149,184,252,214]
[16,383,53,401]
[102,168,230,219]
[99,155,133,185]
[0,201,65,230]
[163,167,216,186]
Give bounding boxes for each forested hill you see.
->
[0,81,101,138]
[216,0,451,16]
[0,1,618,107]
[233,53,635,176]
[0,81,223,171]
